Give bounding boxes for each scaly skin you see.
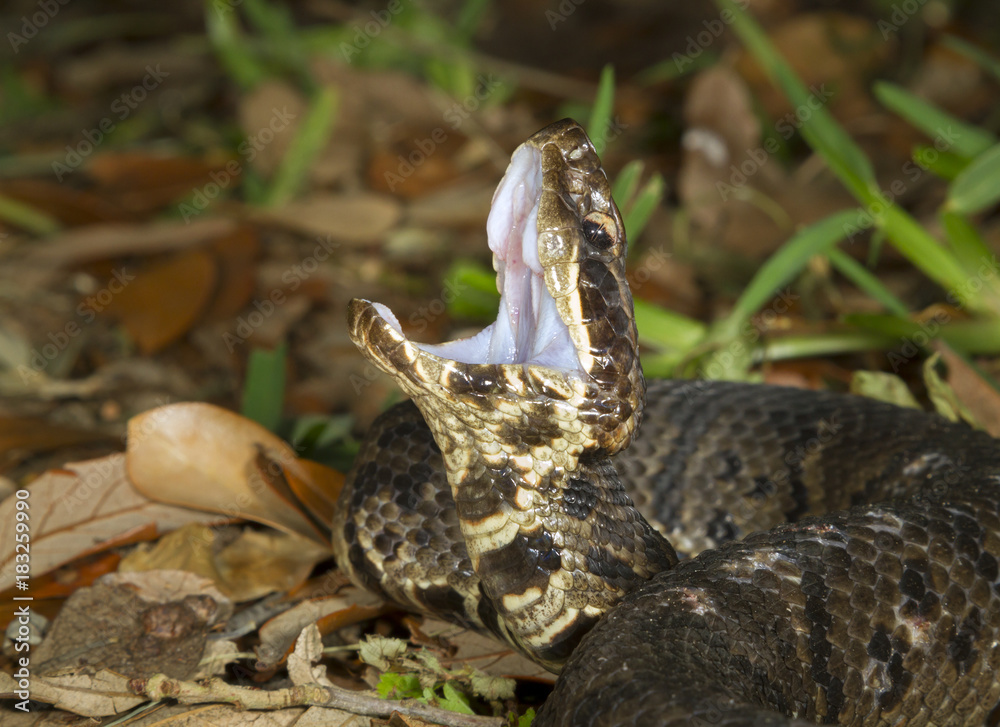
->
[335,120,1000,724]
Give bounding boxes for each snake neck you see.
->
[346,119,676,669]
[407,378,677,670]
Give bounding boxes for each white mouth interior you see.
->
[371,143,581,372]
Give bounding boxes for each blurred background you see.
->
[1,0,1000,473]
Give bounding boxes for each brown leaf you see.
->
[0,668,144,718]
[101,248,217,354]
[32,571,230,680]
[931,342,1000,437]
[0,453,228,593]
[256,193,402,245]
[0,179,132,226]
[202,225,261,321]
[126,403,329,543]
[26,218,237,267]
[417,617,553,683]
[86,153,232,215]
[257,589,385,669]
[0,416,116,472]
[287,459,344,532]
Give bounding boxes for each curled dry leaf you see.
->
[288,624,334,688]
[126,402,329,544]
[0,453,227,592]
[256,588,385,670]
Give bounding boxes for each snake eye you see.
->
[582,211,619,251]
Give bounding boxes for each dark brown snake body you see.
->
[333,120,1000,725]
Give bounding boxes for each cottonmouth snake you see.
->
[333,120,1000,725]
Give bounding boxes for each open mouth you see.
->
[370,143,583,375]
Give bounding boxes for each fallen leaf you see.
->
[203,225,261,321]
[0,416,116,472]
[126,403,329,543]
[215,528,329,602]
[25,218,237,267]
[32,571,230,679]
[0,667,143,717]
[86,153,231,215]
[288,624,333,687]
[238,80,306,178]
[931,341,1000,437]
[0,454,229,593]
[0,179,132,226]
[256,193,402,244]
[101,248,217,354]
[417,618,553,683]
[256,589,384,669]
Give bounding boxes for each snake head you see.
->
[349,119,644,460]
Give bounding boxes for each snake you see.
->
[332,119,1000,726]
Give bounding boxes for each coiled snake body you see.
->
[334,120,1000,725]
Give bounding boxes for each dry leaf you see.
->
[256,589,384,669]
[238,80,306,178]
[0,668,143,717]
[931,341,1000,437]
[86,153,232,215]
[101,248,217,354]
[32,571,230,679]
[26,218,237,266]
[257,193,402,244]
[418,618,553,683]
[121,524,328,603]
[215,529,329,601]
[0,453,228,592]
[126,403,328,543]
[288,624,333,687]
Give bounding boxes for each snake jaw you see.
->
[345,120,675,671]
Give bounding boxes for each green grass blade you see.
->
[612,160,643,208]
[241,343,287,431]
[716,209,858,338]
[0,192,61,235]
[943,36,1000,84]
[263,86,338,206]
[946,142,1000,215]
[633,298,706,352]
[912,145,968,180]
[204,0,268,90]
[716,0,876,197]
[587,64,615,155]
[873,82,996,159]
[621,173,665,243]
[826,248,909,317]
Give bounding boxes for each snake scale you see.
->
[333,120,1000,725]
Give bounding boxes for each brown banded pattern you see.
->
[335,120,1000,724]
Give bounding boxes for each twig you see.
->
[129,673,505,727]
